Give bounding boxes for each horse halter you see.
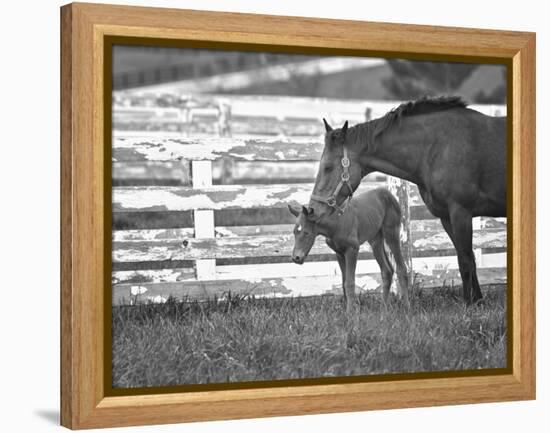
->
[310,146,353,215]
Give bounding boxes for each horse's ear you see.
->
[341,120,349,137]
[301,206,309,216]
[323,118,333,133]
[288,204,300,217]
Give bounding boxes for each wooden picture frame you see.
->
[60,2,535,429]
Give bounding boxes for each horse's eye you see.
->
[324,165,334,172]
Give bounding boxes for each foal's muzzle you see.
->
[292,254,305,265]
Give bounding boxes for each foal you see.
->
[289,188,409,314]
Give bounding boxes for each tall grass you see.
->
[112,285,507,388]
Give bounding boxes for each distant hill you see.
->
[224,63,506,103]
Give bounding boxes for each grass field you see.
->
[112,284,507,389]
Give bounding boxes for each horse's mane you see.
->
[370,95,468,137]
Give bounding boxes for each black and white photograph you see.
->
[110,45,508,389]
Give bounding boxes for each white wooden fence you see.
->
[111,94,507,304]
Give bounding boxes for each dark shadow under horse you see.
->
[310,96,506,304]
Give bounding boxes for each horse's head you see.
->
[309,119,363,217]
[288,204,318,265]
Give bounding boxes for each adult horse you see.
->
[309,96,506,304]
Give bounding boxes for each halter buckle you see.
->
[326,197,336,207]
[341,157,350,168]
[341,172,350,181]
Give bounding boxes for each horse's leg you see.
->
[440,217,481,300]
[370,233,393,305]
[383,224,410,307]
[440,217,456,248]
[471,264,482,301]
[448,206,483,304]
[440,217,459,296]
[343,247,359,315]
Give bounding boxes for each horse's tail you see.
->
[381,234,394,275]
[379,188,402,222]
[378,188,401,276]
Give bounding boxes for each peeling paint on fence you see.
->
[113,137,323,162]
[111,252,506,287]
[112,228,506,263]
[130,286,148,296]
[112,228,194,242]
[148,295,168,304]
[356,275,381,292]
[112,219,505,243]
[413,230,506,251]
[112,183,383,212]
[113,269,194,285]
[112,267,507,305]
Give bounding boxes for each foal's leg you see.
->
[335,251,347,304]
[370,233,393,305]
[327,239,347,303]
[383,225,410,307]
[343,247,359,315]
[448,205,483,304]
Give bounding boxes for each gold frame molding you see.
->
[61,2,535,429]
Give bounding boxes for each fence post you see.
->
[387,176,413,292]
[192,160,216,280]
[472,217,484,267]
[180,106,190,137]
[217,99,232,137]
[216,99,234,185]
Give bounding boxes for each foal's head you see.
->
[288,204,318,265]
[309,119,363,218]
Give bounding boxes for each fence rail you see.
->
[113,95,506,137]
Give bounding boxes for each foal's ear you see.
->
[288,204,300,217]
[323,118,333,133]
[341,120,349,137]
[303,206,315,219]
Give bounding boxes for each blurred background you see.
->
[113,46,506,103]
